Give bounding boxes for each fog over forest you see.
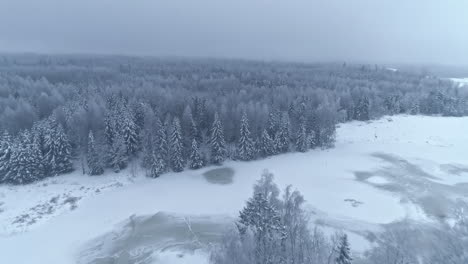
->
[1,0,468,65]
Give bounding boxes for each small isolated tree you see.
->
[87,131,104,175]
[149,151,166,178]
[170,118,184,172]
[237,111,255,161]
[189,139,204,169]
[210,112,227,165]
[336,234,352,264]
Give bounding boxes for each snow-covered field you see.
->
[450,78,468,87]
[2,115,468,264]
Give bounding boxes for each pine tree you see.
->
[44,117,73,176]
[149,151,166,178]
[354,96,370,121]
[295,120,308,152]
[190,118,202,145]
[237,111,255,161]
[108,134,128,172]
[189,139,204,169]
[87,131,104,175]
[237,192,286,264]
[170,118,184,172]
[104,112,116,146]
[210,112,227,165]
[121,109,139,155]
[154,117,168,164]
[258,129,275,157]
[140,129,154,169]
[275,112,290,153]
[335,234,352,264]
[6,136,44,184]
[267,110,279,138]
[0,131,13,183]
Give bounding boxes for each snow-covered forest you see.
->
[0,54,466,185]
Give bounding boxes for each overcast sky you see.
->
[0,0,467,65]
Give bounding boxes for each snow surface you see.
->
[1,115,468,264]
[450,77,468,88]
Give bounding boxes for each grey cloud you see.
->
[0,0,467,65]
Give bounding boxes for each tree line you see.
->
[0,55,466,184]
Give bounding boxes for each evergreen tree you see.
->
[108,134,128,172]
[0,131,13,183]
[154,117,169,164]
[267,110,279,138]
[170,118,184,172]
[121,108,139,155]
[104,112,116,146]
[149,151,166,178]
[274,112,290,153]
[6,137,44,184]
[189,139,204,169]
[237,111,255,161]
[44,117,73,176]
[210,112,227,165]
[87,131,104,175]
[140,129,154,169]
[190,118,202,145]
[295,120,308,152]
[335,234,352,264]
[354,96,370,121]
[258,129,275,157]
[237,192,286,264]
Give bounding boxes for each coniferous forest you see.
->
[0,54,466,185]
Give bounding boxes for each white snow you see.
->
[1,115,468,264]
[449,78,468,88]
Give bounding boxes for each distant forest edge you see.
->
[0,55,466,184]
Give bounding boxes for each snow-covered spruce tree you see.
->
[170,118,185,172]
[6,135,45,184]
[108,134,128,172]
[354,96,370,121]
[237,111,255,161]
[140,129,154,169]
[189,139,204,169]
[44,117,73,176]
[121,108,139,155]
[274,112,291,153]
[258,129,275,158]
[267,110,280,138]
[104,111,116,146]
[181,105,195,148]
[154,117,169,163]
[295,120,308,152]
[335,234,352,264]
[210,112,227,165]
[149,151,166,178]
[237,193,286,264]
[0,130,13,183]
[87,131,104,175]
[190,118,202,146]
